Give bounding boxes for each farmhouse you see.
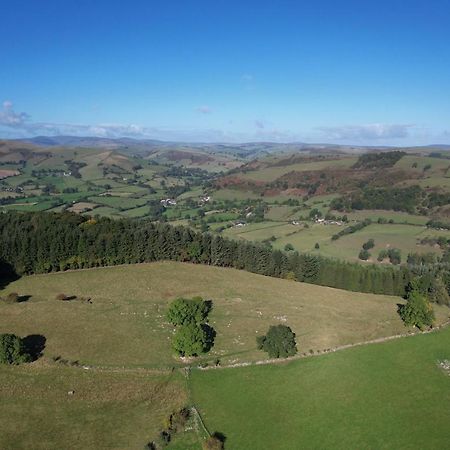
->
[160,198,177,207]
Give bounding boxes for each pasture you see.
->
[2,262,442,369]
[1,262,449,449]
[0,364,186,450]
[239,157,356,182]
[222,219,450,264]
[190,325,450,450]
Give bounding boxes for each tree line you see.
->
[0,211,412,296]
[331,185,424,214]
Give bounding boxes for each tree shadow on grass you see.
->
[18,295,32,303]
[212,431,226,444]
[0,261,20,291]
[22,334,46,361]
[204,299,213,315]
[202,323,216,352]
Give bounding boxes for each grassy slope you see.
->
[240,157,356,182]
[190,326,450,450]
[0,364,187,450]
[1,262,449,449]
[3,262,446,369]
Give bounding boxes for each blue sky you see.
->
[1,0,449,144]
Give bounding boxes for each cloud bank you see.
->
[0,101,445,145]
[316,123,414,141]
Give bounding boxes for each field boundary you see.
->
[46,319,450,375]
[198,319,450,371]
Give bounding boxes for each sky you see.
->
[1,0,450,145]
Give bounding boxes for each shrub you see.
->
[203,436,224,450]
[399,289,434,330]
[314,242,320,249]
[358,249,370,260]
[309,208,322,219]
[387,248,401,265]
[362,239,375,250]
[3,292,19,303]
[284,243,294,251]
[257,324,297,358]
[429,277,450,306]
[169,408,190,433]
[155,430,171,447]
[56,293,68,301]
[0,334,31,364]
[284,271,296,281]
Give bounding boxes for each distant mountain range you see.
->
[11,135,450,159]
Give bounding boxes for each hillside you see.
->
[0,262,449,449]
[4,262,442,368]
[3,140,450,269]
[0,364,186,450]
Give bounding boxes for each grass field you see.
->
[190,326,450,450]
[213,188,262,201]
[0,364,187,450]
[240,157,356,182]
[319,223,444,262]
[394,155,450,176]
[1,262,449,449]
[336,209,429,225]
[221,219,450,264]
[2,262,444,369]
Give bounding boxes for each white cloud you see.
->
[1,100,447,145]
[316,123,414,141]
[195,105,212,114]
[0,101,30,126]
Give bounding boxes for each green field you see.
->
[318,223,445,262]
[240,157,356,182]
[1,262,449,449]
[394,154,450,176]
[190,326,450,449]
[222,220,450,264]
[336,209,429,225]
[213,187,262,200]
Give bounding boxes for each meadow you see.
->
[239,157,356,182]
[3,262,439,369]
[222,219,449,264]
[1,260,449,449]
[0,364,187,450]
[190,325,450,450]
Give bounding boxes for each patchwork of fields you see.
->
[223,219,449,263]
[2,144,450,449]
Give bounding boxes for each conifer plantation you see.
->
[0,210,412,296]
